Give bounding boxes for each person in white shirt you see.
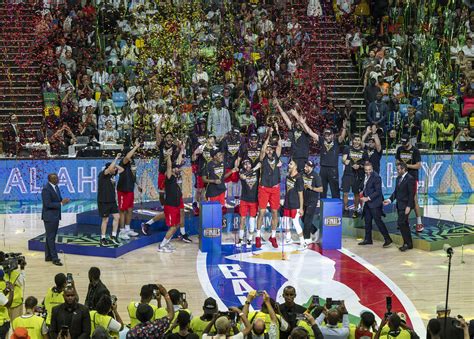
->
[207,100,231,140]
[55,38,72,59]
[315,301,350,339]
[257,13,274,34]
[98,106,117,130]
[462,37,474,58]
[92,65,110,89]
[202,305,252,339]
[192,64,209,85]
[99,120,119,143]
[79,92,97,114]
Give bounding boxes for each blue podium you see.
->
[199,201,222,253]
[320,198,343,249]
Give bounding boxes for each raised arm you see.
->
[274,124,282,158]
[260,128,273,161]
[295,114,319,141]
[105,153,121,175]
[263,291,277,324]
[338,119,348,144]
[273,98,292,130]
[123,139,140,165]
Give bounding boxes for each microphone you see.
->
[443,244,454,255]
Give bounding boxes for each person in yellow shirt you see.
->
[127,285,167,328]
[90,295,123,338]
[0,271,14,339]
[0,252,26,322]
[190,298,218,338]
[12,296,48,339]
[43,273,67,326]
[437,114,456,150]
[374,313,411,339]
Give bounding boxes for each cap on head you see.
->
[203,297,217,314]
[323,128,333,135]
[400,134,410,145]
[210,148,221,158]
[305,160,315,168]
[249,132,258,140]
[436,303,451,313]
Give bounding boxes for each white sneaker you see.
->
[126,229,139,237]
[312,230,320,243]
[285,237,293,245]
[236,239,243,248]
[118,230,130,240]
[298,243,308,251]
[304,238,312,245]
[157,244,173,253]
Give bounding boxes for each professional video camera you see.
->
[0,252,26,274]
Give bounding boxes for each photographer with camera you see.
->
[289,313,323,339]
[0,268,14,339]
[374,313,412,339]
[426,304,466,339]
[85,267,110,311]
[243,290,286,339]
[202,306,252,339]
[354,311,377,338]
[168,289,192,334]
[50,285,91,339]
[90,295,123,337]
[190,298,218,338]
[12,296,48,338]
[315,300,349,338]
[168,310,199,339]
[127,284,167,328]
[0,252,26,322]
[127,284,174,338]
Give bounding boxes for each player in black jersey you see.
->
[155,123,178,206]
[341,134,365,218]
[221,128,241,206]
[302,160,323,244]
[362,126,382,174]
[191,134,218,215]
[236,159,261,247]
[235,132,262,169]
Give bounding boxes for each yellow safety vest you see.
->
[421,119,437,146]
[127,302,167,328]
[44,287,64,325]
[5,271,23,309]
[0,281,10,326]
[90,310,119,338]
[169,309,192,333]
[12,314,45,339]
[190,317,216,339]
[438,122,455,142]
[248,311,283,339]
[380,325,412,339]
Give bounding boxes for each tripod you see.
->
[443,245,454,338]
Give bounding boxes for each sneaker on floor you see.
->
[118,230,130,240]
[99,238,111,247]
[157,244,173,253]
[298,243,308,251]
[246,239,252,247]
[255,236,262,248]
[416,223,424,232]
[352,210,360,219]
[311,230,320,243]
[126,229,139,237]
[383,240,393,248]
[181,233,192,243]
[166,243,176,251]
[236,239,243,248]
[141,223,151,236]
[268,236,278,248]
[285,237,293,245]
[109,236,120,246]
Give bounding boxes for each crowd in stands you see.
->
[1,264,472,339]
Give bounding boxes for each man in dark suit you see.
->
[41,173,70,266]
[359,161,392,247]
[384,162,415,251]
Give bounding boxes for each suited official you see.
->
[41,173,70,266]
[359,161,393,248]
[384,162,415,252]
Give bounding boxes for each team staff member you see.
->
[203,149,237,208]
[274,98,311,171]
[283,160,306,251]
[0,271,14,339]
[292,114,347,199]
[302,161,323,244]
[341,133,365,217]
[235,132,261,169]
[191,134,217,216]
[279,286,307,339]
[43,273,67,326]
[396,134,424,232]
[156,123,178,205]
[12,296,48,339]
[190,117,208,216]
[221,128,242,204]
[359,162,393,248]
[41,173,70,266]
[117,139,140,240]
[362,126,382,173]
[97,153,123,247]
[256,126,283,249]
[384,162,415,252]
[157,152,184,253]
[237,159,260,247]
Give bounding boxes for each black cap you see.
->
[400,134,410,145]
[210,148,221,157]
[242,159,251,165]
[323,128,333,135]
[249,132,258,139]
[203,297,217,314]
[306,160,315,168]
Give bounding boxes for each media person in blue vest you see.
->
[41,173,70,266]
